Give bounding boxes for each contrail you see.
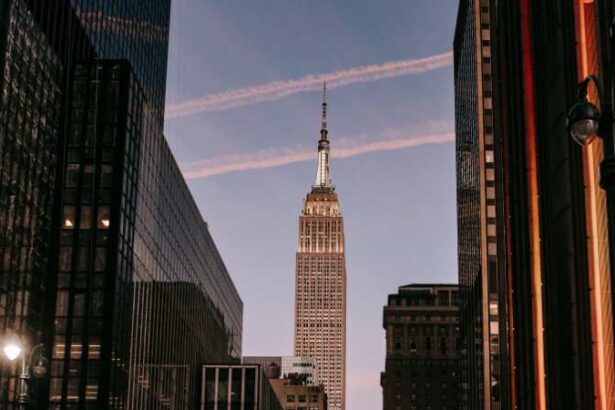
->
[181,132,454,180]
[165,51,453,119]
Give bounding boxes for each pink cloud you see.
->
[181,132,454,180]
[166,51,453,119]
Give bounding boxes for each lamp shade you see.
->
[567,100,601,146]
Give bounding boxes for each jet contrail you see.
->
[181,132,454,180]
[166,51,453,119]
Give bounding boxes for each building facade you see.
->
[454,1,511,408]
[294,86,346,410]
[454,0,615,408]
[201,364,283,410]
[0,1,244,408]
[269,378,327,410]
[381,284,460,410]
[46,60,242,408]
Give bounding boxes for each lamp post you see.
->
[566,16,615,370]
[2,333,48,409]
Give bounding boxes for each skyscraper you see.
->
[454,1,511,408]
[454,0,615,408]
[0,1,243,408]
[294,85,347,410]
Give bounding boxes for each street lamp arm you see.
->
[26,343,44,369]
[577,75,606,108]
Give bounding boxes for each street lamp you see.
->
[2,332,48,409]
[566,17,615,373]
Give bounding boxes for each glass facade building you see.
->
[454,0,511,408]
[47,58,242,409]
[0,1,243,408]
[0,0,64,406]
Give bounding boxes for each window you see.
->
[84,164,95,187]
[94,248,106,272]
[59,248,72,271]
[63,206,75,229]
[97,206,110,229]
[65,164,80,187]
[73,293,86,317]
[487,205,496,218]
[76,247,89,271]
[101,165,113,187]
[80,206,92,229]
[55,291,69,316]
[90,291,104,317]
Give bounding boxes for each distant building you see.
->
[294,85,347,410]
[201,364,283,410]
[243,356,319,385]
[242,356,283,379]
[381,284,460,410]
[281,357,319,385]
[269,378,327,410]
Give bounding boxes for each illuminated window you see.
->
[486,169,495,181]
[487,224,496,236]
[63,206,75,229]
[487,205,496,218]
[97,206,110,229]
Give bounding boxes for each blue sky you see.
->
[164,1,458,408]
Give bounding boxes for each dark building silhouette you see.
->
[0,1,243,408]
[381,284,460,410]
[454,0,615,408]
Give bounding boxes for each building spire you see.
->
[314,82,332,190]
[321,82,328,134]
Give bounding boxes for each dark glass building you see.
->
[47,58,242,408]
[201,364,283,410]
[381,284,460,410]
[0,1,243,408]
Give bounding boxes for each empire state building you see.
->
[294,84,347,410]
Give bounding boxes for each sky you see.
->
[164,1,459,409]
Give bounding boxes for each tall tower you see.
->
[294,84,347,410]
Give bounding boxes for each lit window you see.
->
[97,206,110,229]
[487,224,496,236]
[63,206,75,229]
[486,169,495,181]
